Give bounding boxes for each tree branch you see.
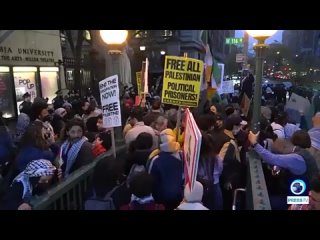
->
[75,30,84,59]
[65,30,75,57]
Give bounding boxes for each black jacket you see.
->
[61,141,93,176]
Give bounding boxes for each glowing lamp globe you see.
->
[245,30,277,39]
[100,30,128,45]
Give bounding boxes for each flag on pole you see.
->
[212,60,221,89]
[144,58,149,94]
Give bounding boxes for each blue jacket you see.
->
[149,152,183,203]
[15,144,59,172]
[308,127,320,150]
[254,144,306,175]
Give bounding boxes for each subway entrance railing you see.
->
[30,145,127,210]
[245,150,271,210]
[30,146,270,210]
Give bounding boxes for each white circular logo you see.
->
[290,179,306,195]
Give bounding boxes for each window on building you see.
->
[13,67,38,115]
[60,31,67,46]
[40,67,59,104]
[162,30,173,38]
[66,69,74,89]
[0,67,15,118]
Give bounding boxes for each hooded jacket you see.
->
[176,181,208,210]
[148,129,183,204]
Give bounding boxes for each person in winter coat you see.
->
[0,159,59,210]
[249,129,319,209]
[15,122,59,173]
[51,108,67,141]
[60,119,93,178]
[148,128,183,210]
[120,172,165,210]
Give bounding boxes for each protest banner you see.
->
[220,80,234,94]
[183,108,202,191]
[136,71,142,96]
[286,93,311,116]
[99,75,121,157]
[161,56,203,107]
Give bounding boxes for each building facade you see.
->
[282,30,320,56]
[128,30,206,92]
[0,30,64,118]
[60,30,95,93]
[208,30,236,61]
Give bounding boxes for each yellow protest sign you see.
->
[161,56,203,107]
[136,71,142,96]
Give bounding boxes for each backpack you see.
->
[84,185,120,210]
[126,164,146,187]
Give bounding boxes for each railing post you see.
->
[30,145,127,210]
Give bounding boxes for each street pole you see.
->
[108,52,124,144]
[176,53,188,141]
[251,38,268,133]
[242,31,249,72]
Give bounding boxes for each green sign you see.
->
[225,38,243,45]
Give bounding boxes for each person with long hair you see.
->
[197,132,223,210]
[15,122,59,173]
[60,119,93,178]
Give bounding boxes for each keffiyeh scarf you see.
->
[13,159,56,200]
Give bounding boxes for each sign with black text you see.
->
[99,75,122,128]
[161,56,203,107]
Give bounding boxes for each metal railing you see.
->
[246,150,271,210]
[30,145,126,210]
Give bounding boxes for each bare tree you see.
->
[65,30,85,95]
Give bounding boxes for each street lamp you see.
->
[246,30,277,133]
[100,30,128,144]
[100,30,128,45]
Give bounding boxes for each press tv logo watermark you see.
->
[287,178,309,204]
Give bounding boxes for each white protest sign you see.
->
[183,108,202,191]
[286,93,311,116]
[99,75,122,128]
[221,80,234,94]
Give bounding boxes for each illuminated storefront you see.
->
[0,30,65,118]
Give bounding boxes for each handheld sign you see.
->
[161,56,203,107]
[99,75,122,128]
[136,71,142,96]
[183,108,202,191]
[99,75,121,158]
